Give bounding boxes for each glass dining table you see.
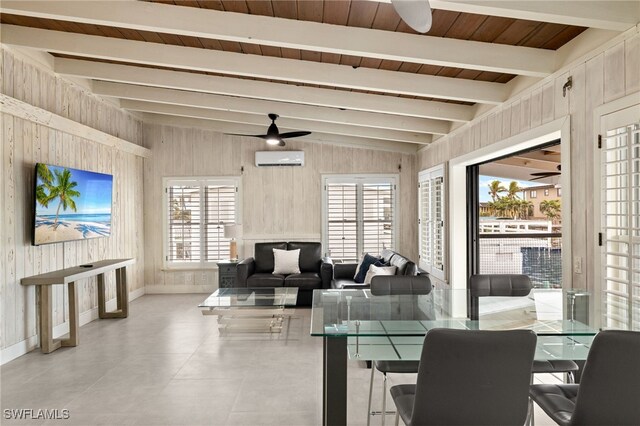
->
[310,288,598,426]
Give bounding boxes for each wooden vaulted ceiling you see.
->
[1,2,586,86]
[1,1,635,151]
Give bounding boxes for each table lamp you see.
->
[224,224,242,261]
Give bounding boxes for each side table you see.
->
[217,260,240,288]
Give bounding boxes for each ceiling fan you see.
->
[391,0,432,33]
[530,164,561,181]
[226,113,311,147]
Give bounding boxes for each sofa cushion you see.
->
[354,254,383,283]
[247,273,285,287]
[284,272,322,290]
[364,264,397,285]
[273,248,301,275]
[287,242,322,273]
[254,242,287,273]
[388,254,417,276]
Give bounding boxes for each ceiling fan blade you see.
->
[529,175,551,181]
[279,131,311,139]
[530,172,561,177]
[391,0,432,33]
[223,133,269,138]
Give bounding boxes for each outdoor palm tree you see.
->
[540,199,562,223]
[505,181,523,200]
[488,180,506,201]
[48,168,81,230]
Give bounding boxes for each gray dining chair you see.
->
[367,275,432,426]
[390,328,537,425]
[530,330,640,426]
[469,274,580,382]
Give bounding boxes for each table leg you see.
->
[61,281,79,347]
[97,273,106,318]
[38,285,60,354]
[324,336,348,426]
[98,267,128,319]
[117,267,129,318]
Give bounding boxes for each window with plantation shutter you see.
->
[164,177,240,268]
[599,105,640,331]
[419,166,446,281]
[323,175,397,262]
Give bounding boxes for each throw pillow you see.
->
[364,264,398,285]
[272,248,301,275]
[354,253,382,284]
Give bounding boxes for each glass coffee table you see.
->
[199,287,298,333]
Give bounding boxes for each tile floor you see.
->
[1,294,559,425]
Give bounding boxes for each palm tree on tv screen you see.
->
[35,164,54,208]
[37,166,81,230]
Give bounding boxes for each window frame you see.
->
[321,174,399,262]
[530,190,537,198]
[418,165,447,282]
[162,176,241,270]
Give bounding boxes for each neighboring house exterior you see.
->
[521,184,562,219]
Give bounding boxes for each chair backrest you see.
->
[468,274,533,320]
[369,276,432,321]
[370,275,431,295]
[411,328,537,426]
[570,330,640,425]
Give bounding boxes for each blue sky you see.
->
[36,164,113,215]
[478,175,538,203]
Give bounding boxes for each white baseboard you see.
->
[0,336,39,365]
[145,284,215,294]
[0,287,145,365]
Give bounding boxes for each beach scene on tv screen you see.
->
[34,164,113,245]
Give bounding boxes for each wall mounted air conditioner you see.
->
[255,151,304,167]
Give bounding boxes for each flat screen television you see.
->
[33,163,113,246]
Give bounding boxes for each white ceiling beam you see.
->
[0,0,555,77]
[55,58,474,122]
[371,0,639,31]
[92,81,450,135]
[1,25,507,104]
[142,113,419,154]
[122,100,432,145]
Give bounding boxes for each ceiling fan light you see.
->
[266,138,280,145]
[391,0,433,33]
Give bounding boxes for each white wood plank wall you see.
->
[143,125,418,293]
[0,47,145,354]
[417,33,640,293]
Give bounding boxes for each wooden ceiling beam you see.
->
[92,81,451,135]
[370,0,639,31]
[1,25,508,104]
[55,58,474,122]
[0,0,556,77]
[142,113,420,154]
[121,100,433,145]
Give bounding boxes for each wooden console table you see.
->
[21,258,135,353]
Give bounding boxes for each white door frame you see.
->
[447,116,572,316]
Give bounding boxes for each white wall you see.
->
[0,47,146,361]
[143,124,418,293]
